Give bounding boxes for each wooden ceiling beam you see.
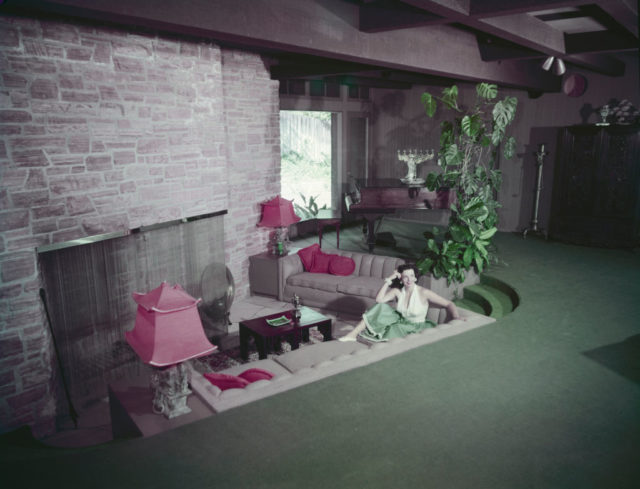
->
[270,61,378,79]
[565,31,638,55]
[597,1,639,38]
[399,0,627,75]
[359,1,444,32]
[468,0,586,18]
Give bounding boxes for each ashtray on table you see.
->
[265,315,291,327]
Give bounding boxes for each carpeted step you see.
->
[453,298,485,315]
[480,275,520,311]
[457,275,520,319]
[463,285,507,318]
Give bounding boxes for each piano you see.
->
[346,178,454,251]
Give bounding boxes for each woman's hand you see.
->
[386,271,400,282]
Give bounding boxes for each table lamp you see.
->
[125,282,217,418]
[257,195,300,256]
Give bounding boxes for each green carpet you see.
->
[2,232,639,489]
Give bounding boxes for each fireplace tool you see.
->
[39,288,79,428]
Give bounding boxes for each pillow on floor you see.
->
[328,255,355,276]
[309,250,333,273]
[203,372,250,391]
[298,244,320,271]
[237,368,274,383]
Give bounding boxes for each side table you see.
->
[108,371,214,439]
[249,252,285,298]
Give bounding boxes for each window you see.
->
[280,110,333,218]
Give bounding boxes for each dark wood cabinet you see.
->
[549,125,640,247]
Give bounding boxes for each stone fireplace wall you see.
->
[0,12,279,435]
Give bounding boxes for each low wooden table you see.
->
[239,307,333,361]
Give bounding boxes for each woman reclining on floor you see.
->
[339,263,463,342]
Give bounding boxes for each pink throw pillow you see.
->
[309,251,333,273]
[237,368,274,383]
[298,244,320,271]
[203,372,250,391]
[328,255,356,276]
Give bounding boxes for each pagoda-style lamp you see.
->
[257,195,300,256]
[125,282,217,419]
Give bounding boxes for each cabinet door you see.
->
[550,125,640,247]
[550,126,602,242]
[594,126,640,219]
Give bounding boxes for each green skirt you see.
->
[360,303,435,342]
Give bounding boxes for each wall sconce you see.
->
[542,56,566,76]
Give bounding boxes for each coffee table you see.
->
[239,306,333,361]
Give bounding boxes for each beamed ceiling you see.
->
[4,0,639,93]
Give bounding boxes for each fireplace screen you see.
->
[37,212,226,423]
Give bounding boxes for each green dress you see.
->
[360,287,436,342]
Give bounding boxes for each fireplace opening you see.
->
[37,211,227,428]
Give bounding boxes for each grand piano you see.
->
[346,178,454,251]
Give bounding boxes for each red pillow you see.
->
[297,244,320,271]
[203,372,250,391]
[328,255,356,276]
[237,368,274,383]
[309,251,333,273]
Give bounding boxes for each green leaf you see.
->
[493,97,517,130]
[425,172,440,191]
[421,92,437,118]
[461,115,472,137]
[460,200,489,222]
[463,246,474,268]
[476,83,497,100]
[503,136,517,159]
[449,224,467,243]
[442,171,460,187]
[491,126,505,146]
[441,85,459,110]
[474,254,484,273]
[443,144,463,166]
[478,226,497,240]
[427,238,439,253]
[475,240,488,258]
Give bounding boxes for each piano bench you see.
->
[316,210,342,249]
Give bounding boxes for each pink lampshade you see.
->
[125,282,217,367]
[257,195,301,228]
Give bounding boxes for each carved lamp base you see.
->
[150,363,192,419]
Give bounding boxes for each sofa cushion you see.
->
[309,250,333,273]
[337,276,384,298]
[298,244,320,271]
[203,372,250,390]
[287,272,346,293]
[328,255,356,276]
[237,368,275,383]
[218,359,291,377]
[274,340,368,373]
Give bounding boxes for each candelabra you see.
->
[522,144,548,239]
[397,149,435,185]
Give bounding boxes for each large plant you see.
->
[416,83,518,284]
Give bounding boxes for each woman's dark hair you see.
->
[397,263,420,277]
[389,263,420,288]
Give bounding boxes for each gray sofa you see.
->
[277,249,479,316]
[278,249,431,317]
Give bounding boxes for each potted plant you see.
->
[417,83,518,284]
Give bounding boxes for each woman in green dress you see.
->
[339,264,463,342]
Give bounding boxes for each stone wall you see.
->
[0,13,279,435]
